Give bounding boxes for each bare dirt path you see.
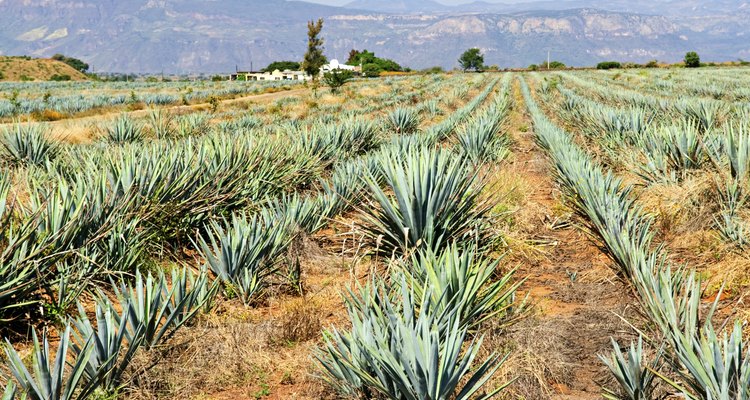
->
[504,77,638,399]
[2,88,308,141]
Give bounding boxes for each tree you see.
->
[458,48,484,72]
[684,51,701,68]
[346,49,403,72]
[543,61,566,70]
[51,53,89,73]
[346,49,361,64]
[597,61,621,70]
[262,61,301,72]
[302,18,327,81]
[323,69,353,93]
[362,63,382,78]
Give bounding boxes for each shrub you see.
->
[422,66,444,74]
[50,74,71,81]
[597,61,622,70]
[685,51,701,68]
[544,61,566,69]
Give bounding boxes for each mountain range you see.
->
[0,0,748,73]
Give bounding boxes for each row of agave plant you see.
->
[194,75,507,305]
[0,73,466,322]
[584,68,750,103]
[523,76,750,399]
[314,77,523,399]
[1,267,217,399]
[559,72,731,134]
[0,75,503,399]
[549,75,750,248]
[0,79,294,118]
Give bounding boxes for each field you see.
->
[1,68,750,400]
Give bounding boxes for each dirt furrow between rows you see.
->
[503,78,638,399]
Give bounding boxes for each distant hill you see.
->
[0,56,88,81]
[0,0,748,73]
[345,0,448,13]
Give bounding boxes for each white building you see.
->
[231,69,311,81]
[320,59,356,74]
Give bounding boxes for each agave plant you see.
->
[0,226,43,320]
[107,268,215,349]
[722,123,750,185]
[600,337,661,400]
[456,111,510,164]
[197,213,292,304]
[104,115,144,143]
[1,123,60,166]
[662,322,750,400]
[3,325,103,400]
[147,108,175,139]
[71,301,144,393]
[404,245,524,330]
[386,108,421,135]
[362,147,491,257]
[674,99,725,133]
[176,112,211,137]
[1,382,16,400]
[316,276,510,400]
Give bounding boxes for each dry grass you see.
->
[0,56,88,82]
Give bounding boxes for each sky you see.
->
[303,0,542,5]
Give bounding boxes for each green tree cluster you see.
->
[543,60,566,69]
[684,51,701,68]
[346,49,402,77]
[596,61,622,70]
[458,48,485,72]
[51,54,89,73]
[262,61,301,72]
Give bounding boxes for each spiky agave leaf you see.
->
[3,325,103,400]
[599,336,661,400]
[1,382,16,400]
[362,147,491,257]
[405,245,524,331]
[104,115,144,144]
[71,301,145,393]
[316,275,510,400]
[1,123,60,167]
[197,213,292,304]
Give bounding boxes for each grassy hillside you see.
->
[0,56,88,81]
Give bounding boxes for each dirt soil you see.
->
[501,79,641,399]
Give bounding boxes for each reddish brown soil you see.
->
[503,79,640,399]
